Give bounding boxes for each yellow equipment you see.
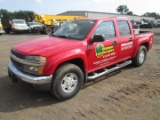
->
[0,18,4,35]
[34,13,86,34]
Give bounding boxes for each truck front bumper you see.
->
[12,28,29,32]
[8,61,53,85]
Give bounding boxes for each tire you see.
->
[132,45,147,67]
[45,26,53,35]
[8,68,11,77]
[40,27,46,34]
[40,31,43,34]
[40,31,44,34]
[40,30,46,34]
[51,64,84,100]
[26,31,29,34]
[5,29,10,34]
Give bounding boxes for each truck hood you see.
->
[13,23,28,27]
[13,36,84,57]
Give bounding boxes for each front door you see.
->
[87,21,120,72]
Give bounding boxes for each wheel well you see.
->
[141,42,149,51]
[66,58,84,70]
[56,58,87,83]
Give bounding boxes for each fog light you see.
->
[24,65,44,75]
[29,66,38,71]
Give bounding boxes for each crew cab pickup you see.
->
[8,17,154,100]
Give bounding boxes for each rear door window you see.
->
[117,20,131,36]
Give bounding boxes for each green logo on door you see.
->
[95,43,114,58]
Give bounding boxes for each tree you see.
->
[12,10,34,21]
[127,11,133,15]
[0,9,34,24]
[0,9,11,26]
[142,12,160,19]
[116,5,129,14]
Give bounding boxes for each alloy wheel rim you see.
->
[139,50,145,64]
[61,73,78,93]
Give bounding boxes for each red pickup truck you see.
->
[8,17,154,100]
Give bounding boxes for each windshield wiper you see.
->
[57,35,68,38]
[53,35,75,40]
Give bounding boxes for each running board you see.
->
[87,60,132,80]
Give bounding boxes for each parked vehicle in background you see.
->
[8,17,154,100]
[0,18,4,35]
[3,19,29,33]
[34,13,86,35]
[27,22,46,34]
[156,20,160,27]
[131,21,139,34]
[140,19,154,28]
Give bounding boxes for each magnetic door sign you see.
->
[95,43,114,58]
[121,42,133,50]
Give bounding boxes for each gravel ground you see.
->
[0,29,160,120]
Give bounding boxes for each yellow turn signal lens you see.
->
[40,57,46,62]
[38,66,44,74]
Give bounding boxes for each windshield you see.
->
[28,22,35,25]
[53,20,96,40]
[144,19,150,23]
[157,21,160,24]
[28,22,41,26]
[13,20,25,24]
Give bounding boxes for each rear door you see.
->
[87,21,120,72]
[117,20,134,60]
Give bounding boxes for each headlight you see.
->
[13,25,19,29]
[25,56,46,63]
[24,56,46,75]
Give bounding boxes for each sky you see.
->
[0,0,160,16]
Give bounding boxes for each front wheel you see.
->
[51,64,84,100]
[132,45,147,67]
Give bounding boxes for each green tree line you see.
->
[116,5,160,19]
[0,9,34,25]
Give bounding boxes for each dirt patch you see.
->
[0,31,160,120]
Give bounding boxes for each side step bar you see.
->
[87,60,132,80]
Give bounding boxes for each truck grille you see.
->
[11,58,24,71]
[11,50,25,59]
[10,50,25,71]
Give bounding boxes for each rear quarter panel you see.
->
[133,33,154,57]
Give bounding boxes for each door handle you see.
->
[129,38,133,41]
[112,41,118,45]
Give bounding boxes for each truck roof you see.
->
[79,17,128,21]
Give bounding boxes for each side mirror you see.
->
[91,35,105,43]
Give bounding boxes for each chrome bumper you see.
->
[0,29,4,34]
[8,61,52,85]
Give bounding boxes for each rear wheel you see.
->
[40,30,46,34]
[46,26,53,35]
[51,64,84,100]
[132,45,147,67]
[26,30,29,34]
[5,29,11,34]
